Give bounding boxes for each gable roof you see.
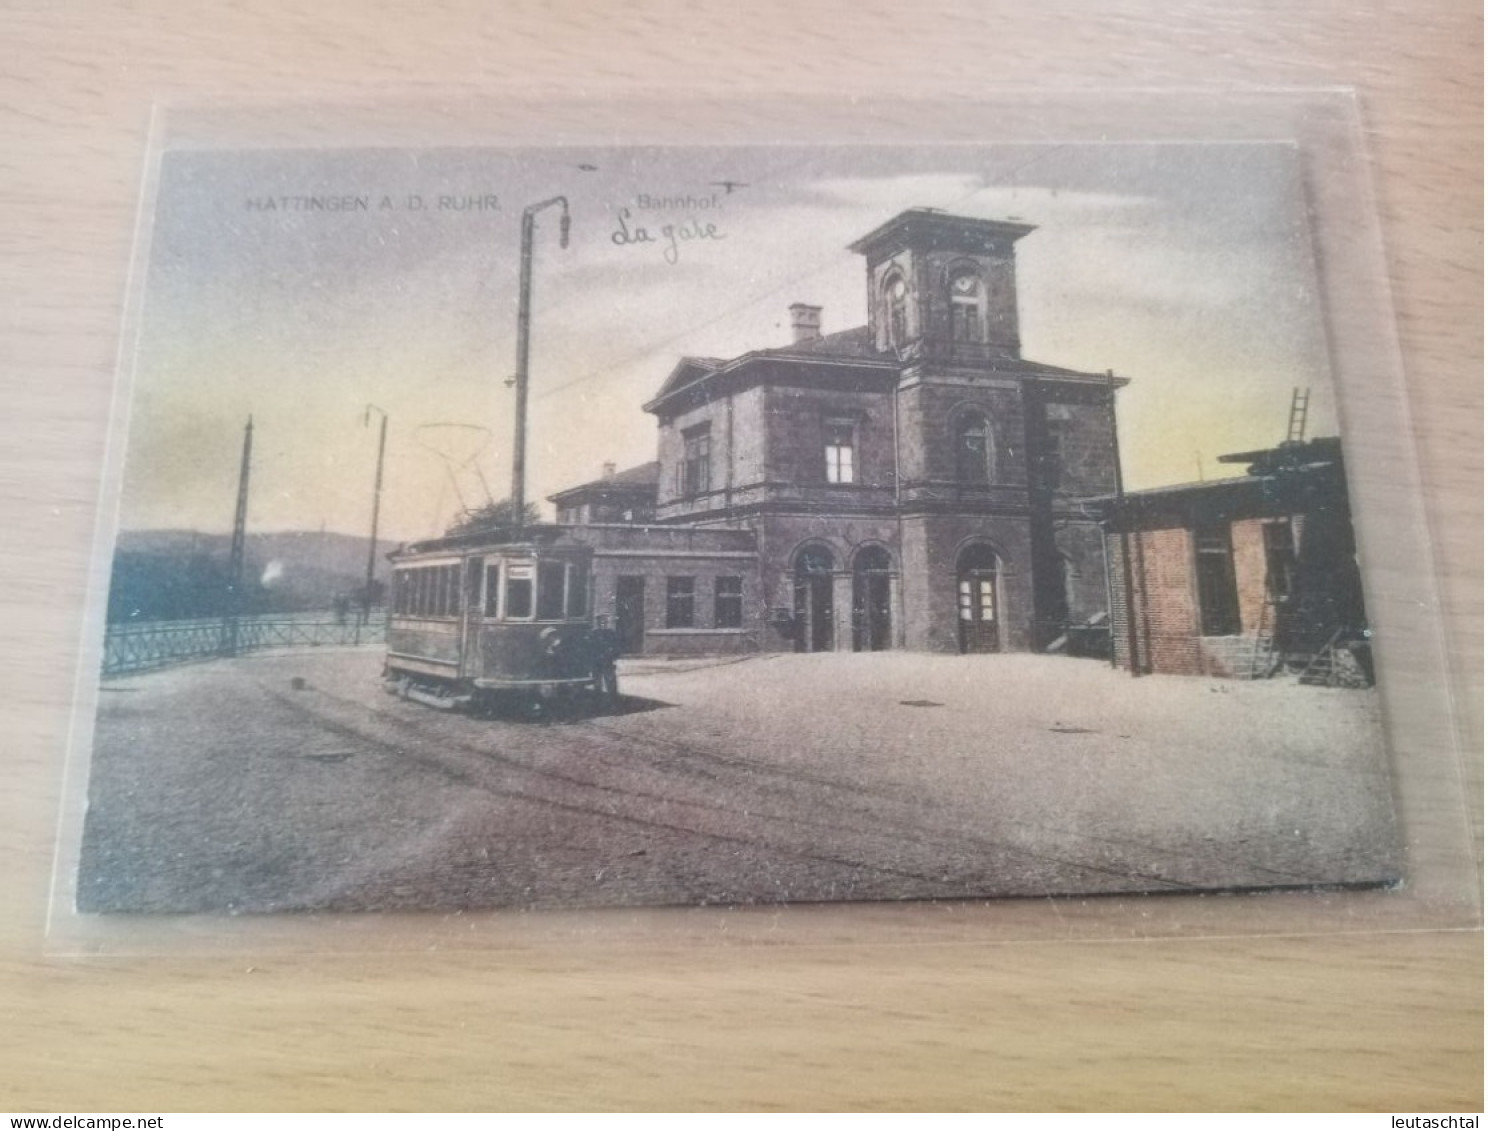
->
[643,326,900,415]
[548,460,660,504]
[648,356,723,408]
[755,325,885,361]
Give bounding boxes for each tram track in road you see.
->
[84,651,1396,912]
[265,676,1239,900]
[263,684,951,892]
[299,671,1349,897]
[561,712,1334,891]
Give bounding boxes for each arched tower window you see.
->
[956,411,993,485]
[884,273,909,349]
[949,270,984,342]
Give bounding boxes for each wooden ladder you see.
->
[1247,594,1278,679]
[1286,387,1311,445]
[1298,626,1346,686]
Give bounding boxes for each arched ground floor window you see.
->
[793,545,836,653]
[852,545,895,652]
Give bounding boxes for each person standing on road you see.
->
[589,615,622,697]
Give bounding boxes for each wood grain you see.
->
[1,0,1479,1111]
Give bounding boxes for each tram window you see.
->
[465,558,483,610]
[537,560,566,620]
[434,567,448,617]
[506,563,534,620]
[566,566,589,619]
[444,565,460,616]
[414,569,428,617]
[484,564,502,616]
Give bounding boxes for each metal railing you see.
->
[102,612,387,677]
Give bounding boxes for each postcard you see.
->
[72,136,1401,915]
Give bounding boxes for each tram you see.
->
[383,527,618,714]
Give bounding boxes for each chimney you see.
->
[789,303,822,344]
[602,461,616,480]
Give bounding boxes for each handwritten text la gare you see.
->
[611,208,724,265]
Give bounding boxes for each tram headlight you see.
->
[538,626,568,656]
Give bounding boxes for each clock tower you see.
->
[847,208,1035,361]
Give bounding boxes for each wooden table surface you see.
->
[2,0,1480,1111]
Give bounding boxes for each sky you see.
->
[118,141,1337,542]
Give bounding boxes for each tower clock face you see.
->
[952,273,979,295]
[889,278,907,300]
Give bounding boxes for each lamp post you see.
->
[359,403,388,642]
[511,196,570,526]
[222,415,253,657]
[1106,369,1140,678]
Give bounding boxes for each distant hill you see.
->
[108,529,403,623]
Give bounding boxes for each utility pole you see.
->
[1106,371,1141,678]
[360,404,388,643]
[223,415,253,657]
[511,196,569,526]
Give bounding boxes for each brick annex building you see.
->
[1092,436,1370,682]
[545,207,1126,656]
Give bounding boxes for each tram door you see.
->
[461,556,485,679]
[956,544,1001,654]
[615,576,646,655]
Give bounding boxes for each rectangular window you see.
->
[1194,525,1241,636]
[1263,519,1297,601]
[824,420,855,484]
[505,561,534,620]
[714,576,743,628]
[537,560,567,620]
[682,425,711,497]
[666,576,695,628]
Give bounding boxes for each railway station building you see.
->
[548,207,1127,657]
